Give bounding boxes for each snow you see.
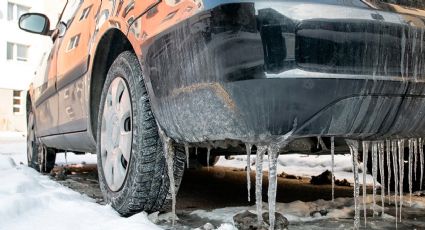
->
[55,152,97,166]
[0,132,160,230]
[0,155,160,230]
[1,131,424,230]
[0,132,27,165]
[216,153,375,185]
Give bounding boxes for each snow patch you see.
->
[0,155,160,230]
[216,153,375,185]
[0,156,16,170]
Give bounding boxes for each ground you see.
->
[1,132,424,230]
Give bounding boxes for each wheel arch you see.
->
[89,28,134,140]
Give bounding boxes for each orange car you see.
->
[20,0,425,218]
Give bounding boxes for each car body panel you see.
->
[23,0,425,152]
[137,1,425,143]
[56,0,97,134]
[33,39,60,137]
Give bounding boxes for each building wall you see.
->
[0,0,64,132]
[0,89,26,132]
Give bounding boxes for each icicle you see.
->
[414,139,418,181]
[267,145,279,230]
[195,147,198,156]
[41,147,47,172]
[408,139,413,206]
[331,136,335,202]
[372,142,378,217]
[317,136,327,150]
[65,151,68,165]
[207,146,211,170]
[39,149,43,172]
[44,147,47,171]
[346,140,360,230]
[246,143,252,202]
[255,145,267,227]
[378,141,385,217]
[362,141,369,226]
[420,138,424,190]
[398,139,404,222]
[158,128,177,226]
[184,143,190,169]
[392,140,399,227]
[386,140,392,205]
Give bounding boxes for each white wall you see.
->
[0,0,65,131]
[0,89,26,132]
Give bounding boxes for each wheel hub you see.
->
[111,115,120,147]
[100,77,133,192]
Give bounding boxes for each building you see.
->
[0,0,61,132]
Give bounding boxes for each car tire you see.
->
[96,51,185,216]
[27,110,56,173]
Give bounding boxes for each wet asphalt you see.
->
[50,163,425,229]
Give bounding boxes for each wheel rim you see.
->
[27,112,35,164]
[100,77,133,192]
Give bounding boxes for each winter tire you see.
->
[96,51,185,216]
[27,110,56,173]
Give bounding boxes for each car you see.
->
[20,0,425,219]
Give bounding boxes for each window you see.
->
[7,43,13,60]
[13,90,23,114]
[61,0,84,26]
[164,0,182,6]
[67,34,80,51]
[17,45,28,61]
[146,5,158,18]
[7,3,13,21]
[79,5,92,21]
[6,42,29,61]
[7,2,30,21]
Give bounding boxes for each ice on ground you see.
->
[216,223,237,230]
[193,197,354,224]
[191,195,425,229]
[0,155,160,230]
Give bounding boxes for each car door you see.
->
[55,0,99,134]
[33,41,60,137]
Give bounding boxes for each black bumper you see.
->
[141,1,425,143]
